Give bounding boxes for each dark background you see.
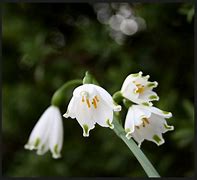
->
[2,3,194,177]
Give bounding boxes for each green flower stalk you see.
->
[51,79,82,107]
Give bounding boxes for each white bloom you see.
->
[121,71,159,105]
[124,104,174,147]
[63,84,121,137]
[24,106,63,159]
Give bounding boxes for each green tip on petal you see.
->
[52,144,61,159]
[83,124,89,137]
[149,95,159,100]
[52,146,61,159]
[54,144,59,155]
[131,73,139,77]
[152,135,164,145]
[142,102,151,106]
[131,71,142,77]
[164,124,174,130]
[162,111,171,115]
[106,119,114,129]
[147,82,158,88]
[34,138,40,148]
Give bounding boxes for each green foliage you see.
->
[2,3,194,177]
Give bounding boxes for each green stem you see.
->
[51,79,82,107]
[112,113,160,177]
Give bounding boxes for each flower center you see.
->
[142,118,150,127]
[135,83,145,94]
[136,118,150,129]
[81,94,99,109]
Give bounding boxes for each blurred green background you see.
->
[2,3,194,177]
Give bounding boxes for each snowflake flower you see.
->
[125,104,174,147]
[121,71,159,105]
[63,84,121,136]
[24,106,63,159]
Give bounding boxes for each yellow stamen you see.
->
[142,121,145,127]
[135,84,145,94]
[95,96,99,102]
[143,118,149,124]
[82,96,85,102]
[92,98,97,109]
[86,98,91,108]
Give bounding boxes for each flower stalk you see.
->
[112,113,160,177]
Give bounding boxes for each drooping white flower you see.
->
[24,105,63,159]
[63,84,121,137]
[121,71,159,105]
[124,104,174,147]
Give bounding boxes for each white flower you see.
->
[124,104,174,147]
[24,106,63,159]
[63,84,121,137]
[121,71,159,105]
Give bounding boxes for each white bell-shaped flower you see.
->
[63,84,121,137]
[124,104,174,147]
[24,106,63,159]
[121,71,159,105]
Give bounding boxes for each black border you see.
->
[1,0,196,179]
[0,2,2,178]
[0,0,195,3]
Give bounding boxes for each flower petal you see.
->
[121,82,139,102]
[144,106,172,118]
[24,106,53,151]
[75,100,96,137]
[63,96,77,119]
[124,107,135,138]
[93,85,113,107]
[139,90,159,102]
[121,72,159,105]
[36,140,49,155]
[49,107,63,159]
[73,84,95,98]
[93,100,114,129]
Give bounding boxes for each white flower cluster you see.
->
[93,3,146,45]
[121,72,174,147]
[24,71,173,158]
